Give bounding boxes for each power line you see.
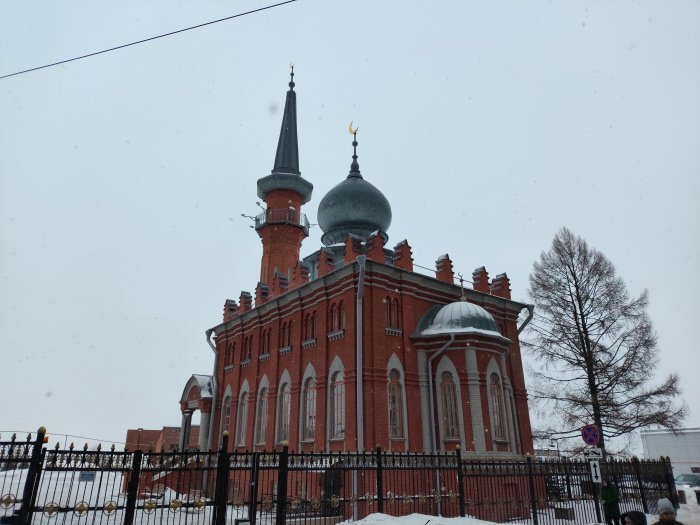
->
[0,0,297,80]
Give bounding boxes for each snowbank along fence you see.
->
[0,429,679,525]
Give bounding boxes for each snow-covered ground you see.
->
[347,487,700,525]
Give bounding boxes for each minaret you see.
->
[255,66,313,287]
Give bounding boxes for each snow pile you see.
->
[343,514,511,525]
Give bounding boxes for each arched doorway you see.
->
[179,374,214,451]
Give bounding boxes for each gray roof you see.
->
[257,73,313,203]
[418,301,506,339]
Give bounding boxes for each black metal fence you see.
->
[0,429,678,525]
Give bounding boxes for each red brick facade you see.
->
[177,76,535,458]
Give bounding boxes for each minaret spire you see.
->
[272,63,299,174]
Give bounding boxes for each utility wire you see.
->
[0,0,297,80]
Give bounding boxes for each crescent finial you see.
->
[289,62,294,69]
[348,121,359,135]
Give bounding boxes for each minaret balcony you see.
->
[255,208,310,235]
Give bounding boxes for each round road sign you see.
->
[581,424,600,446]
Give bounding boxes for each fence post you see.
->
[17,427,46,525]
[275,446,288,525]
[248,451,260,525]
[123,449,143,525]
[661,456,679,510]
[455,446,465,517]
[375,447,384,514]
[213,433,230,525]
[632,456,648,513]
[526,456,539,525]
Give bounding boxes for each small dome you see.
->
[318,172,392,246]
[420,301,501,336]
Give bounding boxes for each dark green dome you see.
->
[318,129,392,246]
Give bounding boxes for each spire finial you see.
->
[288,62,295,90]
[348,121,360,173]
[458,273,467,301]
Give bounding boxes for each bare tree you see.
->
[526,227,686,454]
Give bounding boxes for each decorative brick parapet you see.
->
[435,254,454,283]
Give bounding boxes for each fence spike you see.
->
[54,442,60,450]
[97,443,102,452]
[84,443,89,451]
[11,433,16,441]
[111,444,115,452]
[69,442,75,451]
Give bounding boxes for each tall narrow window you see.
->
[255,388,268,445]
[301,378,316,440]
[329,304,337,331]
[388,369,404,439]
[440,372,459,440]
[220,396,231,446]
[489,373,506,440]
[280,323,287,347]
[277,383,291,443]
[386,297,400,328]
[235,392,248,446]
[330,372,345,438]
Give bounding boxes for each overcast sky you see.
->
[1,0,698,450]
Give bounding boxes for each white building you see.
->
[641,427,700,476]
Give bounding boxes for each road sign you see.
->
[583,447,603,459]
[581,424,600,446]
[589,459,602,483]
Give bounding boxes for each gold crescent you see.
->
[348,121,358,135]
[289,62,295,69]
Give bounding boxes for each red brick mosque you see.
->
[176,70,535,457]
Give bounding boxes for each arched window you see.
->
[440,371,459,440]
[489,373,506,440]
[280,323,287,347]
[329,304,337,331]
[277,383,291,443]
[385,297,400,329]
[388,369,404,439]
[235,392,248,446]
[255,388,268,445]
[330,371,345,438]
[286,320,293,347]
[220,395,231,446]
[260,330,267,356]
[301,377,316,440]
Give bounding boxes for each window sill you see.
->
[385,327,402,336]
[224,365,234,373]
[389,436,405,441]
[278,345,292,356]
[300,438,315,444]
[240,359,252,368]
[327,329,345,342]
[259,353,271,362]
[302,338,317,349]
[492,438,510,445]
[329,436,345,442]
[443,437,461,443]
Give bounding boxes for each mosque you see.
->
[176,70,535,457]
